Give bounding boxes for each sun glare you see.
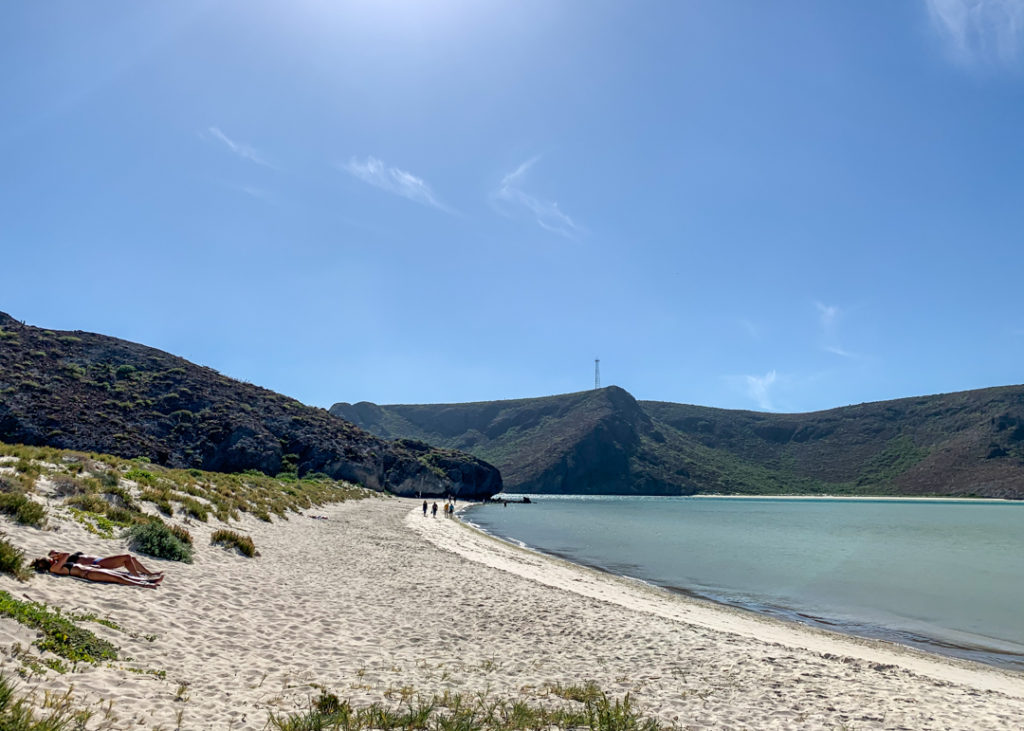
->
[304,0,480,39]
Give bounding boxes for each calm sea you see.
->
[464,495,1024,670]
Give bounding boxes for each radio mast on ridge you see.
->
[594,359,601,390]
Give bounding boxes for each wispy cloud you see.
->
[816,301,858,359]
[342,156,451,212]
[738,318,761,340]
[926,0,1024,66]
[230,184,273,201]
[205,126,272,167]
[493,157,582,239]
[745,370,778,411]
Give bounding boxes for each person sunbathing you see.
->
[32,551,164,588]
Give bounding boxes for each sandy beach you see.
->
[2,495,1023,729]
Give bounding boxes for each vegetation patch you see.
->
[68,508,130,540]
[0,534,28,581]
[0,443,373,536]
[856,435,930,488]
[0,494,47,529]
[169,524,193,546]
[126,521,193,563]
[0,672,95,729]
[270,684,668,731]
[210,529,258,557]
[49,475,86,497]
[0,591,118,664]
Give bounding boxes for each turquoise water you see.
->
[464,496,1024,670]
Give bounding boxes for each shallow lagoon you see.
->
[465,495,1024,670]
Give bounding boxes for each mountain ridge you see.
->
[331,384,1024,499]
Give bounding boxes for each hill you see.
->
[0,312,500,498]
[330,385,1024,499]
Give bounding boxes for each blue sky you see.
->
[2,1,1023,413]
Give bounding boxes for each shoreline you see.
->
[428,502,1024,698]
[460,500,1024,671]
[493,492,1023,504]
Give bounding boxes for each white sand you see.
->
[1,496,1023,729]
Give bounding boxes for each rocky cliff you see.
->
[0,312,501,499]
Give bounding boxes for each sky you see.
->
[2,1,1024,414]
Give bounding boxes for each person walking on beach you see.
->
[422,500,428,517]
[431,502,438,518]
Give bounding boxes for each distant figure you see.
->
[422,500,428,517]
[32,551,163,589]
[431,502,438,518]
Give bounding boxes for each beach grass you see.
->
[0,672,92,730]
[270,684,669,731]
[210,529,258,557]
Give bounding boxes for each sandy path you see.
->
[0,496,1022,729]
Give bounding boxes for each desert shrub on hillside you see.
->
[105,506,137,525]
[210,529,258,557]
[169,524,193,546]
[50,475,87,497]
[0,534,27,581]
[126,521,193,563]
[0,476,21,494]
[102,485,137,511]
[139,489,174,516]
[0,494,46,528]
[64,493,109,514]
[97,470,120,489]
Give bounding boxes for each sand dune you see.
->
[1,496,1022,729]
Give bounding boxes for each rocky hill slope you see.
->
[331,385,1024,499]
[0,312,500,498]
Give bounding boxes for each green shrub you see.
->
[126,521,193,563]
[102,486,137,511]
[64,493,109,514]
[105,506,136,525]
[139,489,174,516]
[123,468,156,486]
[0,534,27,581]
[210,530,258,557]
[98,471,120,489]
[14,460,39,478]
[0,494,46,528]
[177,496,208,522]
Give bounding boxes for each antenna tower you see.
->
[594,358,601,390]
